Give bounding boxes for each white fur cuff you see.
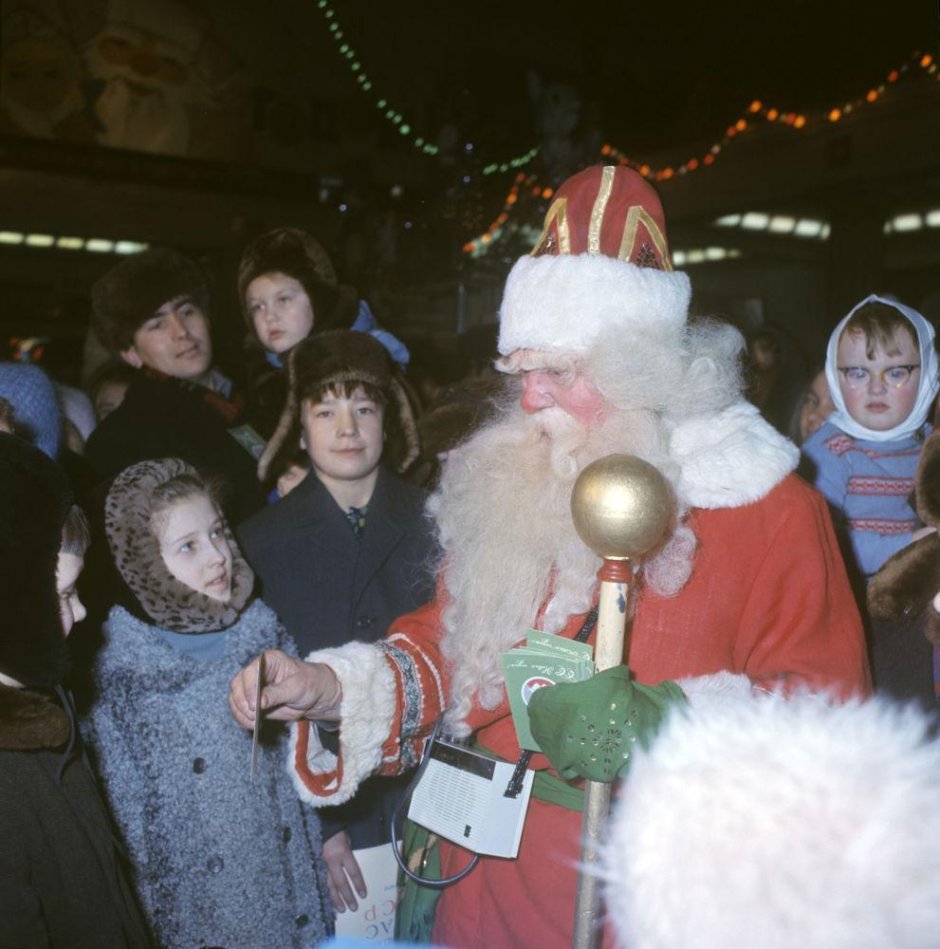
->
[289,640,397,807]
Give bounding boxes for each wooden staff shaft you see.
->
[572,559,634,949]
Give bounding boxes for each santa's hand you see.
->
[527,665,686,783]
[323,831,367,913]
[228,651,343,728]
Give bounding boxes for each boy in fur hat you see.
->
[238,227,410,450]
[237,329,437,916]
[0,432,152,948]
[85,248,264,521]
[230,166,870,947]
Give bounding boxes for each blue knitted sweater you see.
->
[802,420,928,577]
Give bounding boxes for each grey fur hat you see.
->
[91,249,210,355]
[105,458,254,633]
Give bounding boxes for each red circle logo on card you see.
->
[521,676,554,705]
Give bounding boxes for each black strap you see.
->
[504,607,597,798]
[391,718,479,887]
[393,607,599,874]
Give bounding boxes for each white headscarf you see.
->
[824,294,939,442]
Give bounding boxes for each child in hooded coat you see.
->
[0,432,152,948]
[237,227,411,492]
[84,457,332,949]
[802,294,940,579]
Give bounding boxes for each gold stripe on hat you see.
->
[531,197,570,255]
[619,206,673,271]
[587,166,616,255]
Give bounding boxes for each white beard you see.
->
[430,402,695,735]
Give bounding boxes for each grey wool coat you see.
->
[84,600,332,949]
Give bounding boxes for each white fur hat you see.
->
[497,165,691,358]
[604,692,940,949]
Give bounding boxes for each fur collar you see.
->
[0,683,69,751]
[668,401,799,509]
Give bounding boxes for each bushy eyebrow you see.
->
[496,348,579,375]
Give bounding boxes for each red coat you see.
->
[293,474,871,948]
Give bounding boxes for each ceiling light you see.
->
[740,212,769,230]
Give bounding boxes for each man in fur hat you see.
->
[230,166,870,947]
[85,248,264,520]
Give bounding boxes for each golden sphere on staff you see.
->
[570,453,674,561]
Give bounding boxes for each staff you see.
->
[569,453,674,949]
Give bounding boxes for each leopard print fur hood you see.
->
[105,458,254,633]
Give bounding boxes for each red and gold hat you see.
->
[498,165,691,358]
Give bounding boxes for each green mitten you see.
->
[527,665,686,783]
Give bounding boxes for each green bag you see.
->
[528,665,686,783]
[394,818,443,943]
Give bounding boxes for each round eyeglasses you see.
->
[837,365,920,389]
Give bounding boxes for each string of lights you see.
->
[314,0,536,170]
[462,173,545,256]
[600,51,936,184]
[316,0,936,189]
[462,51,937,255]
[314,0,439,155]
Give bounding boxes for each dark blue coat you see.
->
[237,466,438,849]
[237,466,437,655]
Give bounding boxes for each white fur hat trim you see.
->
[497,253,691,357]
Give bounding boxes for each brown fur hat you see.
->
[257,330,420,482]
[237,227,358,335]
[868,430,940,645]
[91,248,210,355]
[0,432,72,688]
[417,376,503,462]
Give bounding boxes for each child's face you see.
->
[301,386,385,491]
[836,327,921,431]
[799,370,835,442]
[245,272,315,354]
[121,296,213,381]
[155,493,233,602]
[56,551,86,636]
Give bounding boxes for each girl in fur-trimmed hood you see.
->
[85,457,332,949]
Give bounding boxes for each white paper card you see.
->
[333,842,400,942]
[407,740,533,858]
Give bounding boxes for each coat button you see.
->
[356,615,374,629]
[192,757,206,774]
[282,825,292,843]
[295,914,309,928]
[206,856,224,874]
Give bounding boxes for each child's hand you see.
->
[228,650,343,728]
[323,831,367,913]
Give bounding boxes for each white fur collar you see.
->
[668,402,798,509]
